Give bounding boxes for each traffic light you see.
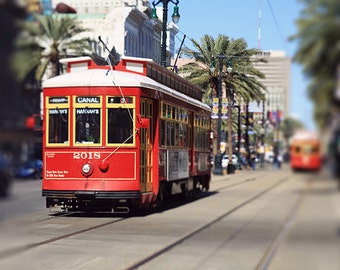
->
[25,114,42,131]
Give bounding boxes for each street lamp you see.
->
[211,55,233,175]
[233,105,241,154]
[151,0,180,68]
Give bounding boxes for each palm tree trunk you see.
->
[51,61,59,77]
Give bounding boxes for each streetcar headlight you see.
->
[82,163,92,174]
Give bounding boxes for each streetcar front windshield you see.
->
[292,143,319,155]
[75,108,101,144]
[45,95,135,147]
[48,108,69,144]
[107,108,133,144]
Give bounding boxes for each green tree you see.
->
[181,34,266,160]
[12,14,93,83]
[290,0,340,130]
[181,34,266,107]
[280,117,304,143]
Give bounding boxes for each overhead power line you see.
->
[266,0,289,52]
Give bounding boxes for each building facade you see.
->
[51,0,179,67]
[254,50,291,120]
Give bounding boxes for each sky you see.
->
[173,0,315,130]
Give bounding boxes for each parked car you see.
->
[15,159,43,179]
[222,154,238,168]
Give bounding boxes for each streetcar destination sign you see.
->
[108,97,133,104]
[76,97,100,103]
[76,108,99,114]
[49,109,68,114]
[49,97,68,104]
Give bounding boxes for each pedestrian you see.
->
[273,154,278,169]
[250,151,256,170]
[241,152,248,170]
[278,154,283,169]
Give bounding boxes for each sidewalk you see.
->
[211,161,280,180]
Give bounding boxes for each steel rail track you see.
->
[255,174,313,270]
[0,216,126,259]
[0,171,289,264]
[0,174,256,260]
[126,176,290,270]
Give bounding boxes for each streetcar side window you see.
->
[160,102,191,148]
[107,108,134,144]
[160,120,166,145]
[48,108,69,144]
[194,113,210,150]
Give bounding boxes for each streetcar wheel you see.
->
[202,176,210,192]
[181,182,190,199]
[155,182,165,207]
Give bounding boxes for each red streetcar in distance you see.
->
[41,56,211,213]
[289,130,322,171]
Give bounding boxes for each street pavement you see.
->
[0,163,339,270]
[213,163,340,270]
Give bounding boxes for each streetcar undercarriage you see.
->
[44,175,210,214]
[44,190,140,213]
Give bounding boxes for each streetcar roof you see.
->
[42,68,211,111]
[291,130,319,141]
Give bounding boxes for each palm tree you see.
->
[181,34,266,163]
[13,14,93,83]
[279,116,304,151]
[182,34,266,105]
[290,0,340,130]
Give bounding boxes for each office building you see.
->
[253,50,291,122]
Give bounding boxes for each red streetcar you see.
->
[42,56,211,213]
[290,130,322,171]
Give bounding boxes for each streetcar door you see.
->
[140,99,153,192]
